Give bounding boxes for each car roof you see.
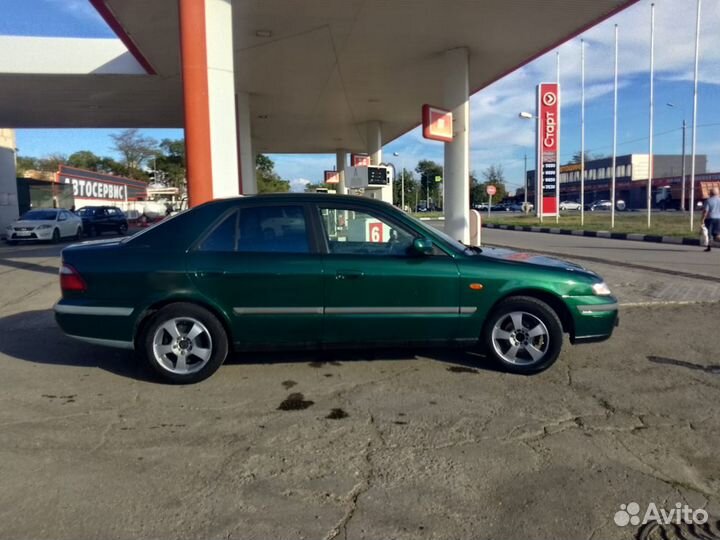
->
[201,193,397,209]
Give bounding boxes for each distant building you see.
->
[527,154,709,209]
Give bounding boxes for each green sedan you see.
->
[54,194,618,384]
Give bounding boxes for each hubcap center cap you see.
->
[177,338,191,351]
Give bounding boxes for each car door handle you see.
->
[336,270,364,280]
[196,271,227,278]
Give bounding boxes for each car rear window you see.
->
[198,205,310,254]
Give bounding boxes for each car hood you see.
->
[479,247,598,276]
[10,220,55,228]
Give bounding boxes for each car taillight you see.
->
[60,263,87,293]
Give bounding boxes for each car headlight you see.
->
[36,224,51,230]
[592,282,612,296]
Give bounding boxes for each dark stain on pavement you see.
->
[281,380,297,389]
[278,393,315,411]
[447,366,479,374]
[648,355,720,375]
[326,408,349,420]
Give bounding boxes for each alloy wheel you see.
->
[490,311,550,365]
[152,317,213,375]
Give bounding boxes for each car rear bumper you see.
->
[54,300,136,349]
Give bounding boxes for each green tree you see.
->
[110,128,157,178]
[569,151,604,164]
[153,139,186,188]
[479,164,508,202]
[392,169,418,210]
[415,160,443,209]
[37,153,66,173]
[255,154,290,193]
[16,156,38,176]
[67,150,103,170]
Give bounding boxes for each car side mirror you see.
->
[412,237,434,256]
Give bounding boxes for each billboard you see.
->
[351,154,371,167]
[324,170,339,184]
[536,83,560,217]
[57,165,148,202]
[422,104,453,142]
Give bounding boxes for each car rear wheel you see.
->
[52,228,60,243]
[482,296,563,374]
[140,303,228,384]
[75,227,82,240]
[118,223,128,235]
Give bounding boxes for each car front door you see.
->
[57,211,72,237]
[188,203,324,349]
[316,204,461,346]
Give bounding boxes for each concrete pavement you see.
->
[1,236,719,540]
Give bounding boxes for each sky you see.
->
[5,0,720,193]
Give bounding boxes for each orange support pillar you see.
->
[178,0,213,207]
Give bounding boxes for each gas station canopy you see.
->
[0,0,637,154]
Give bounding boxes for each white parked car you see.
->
[5,208,83,244]
[559,200,582,211]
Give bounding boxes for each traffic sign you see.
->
[486,185,497,196]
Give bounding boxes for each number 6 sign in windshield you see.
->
[368,222,384,243]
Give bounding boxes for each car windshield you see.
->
[405,214,474,256]
[21,210,57,221]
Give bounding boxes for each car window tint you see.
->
[319,207,416,256]
[237,205,309,254]
[199,211,238,252]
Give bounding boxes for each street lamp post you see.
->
[518,112,536,215]
[393,152,405,211]
[667,103,686,211]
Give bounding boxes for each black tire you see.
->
[75,227,82,241]
[51,228,60,243]
[118,223,128,235]
[481,296,563,374]
[139,302,229,384]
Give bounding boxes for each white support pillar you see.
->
[443,47,470,244]
[336,149,347,195]
[204,0,239,198]
[236,91,256,194]
[366,120,392,203]
[367,121,382,165]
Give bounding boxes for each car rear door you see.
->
[315,203,461,346]
[187,202,324,349]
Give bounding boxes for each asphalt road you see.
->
[1,234,719,540]
[426,219,720,281]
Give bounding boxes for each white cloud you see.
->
[289,178,311,192]
[44,0,105,22]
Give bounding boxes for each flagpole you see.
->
[556,50,561,224]
[647,3,655,228]
[580,38,585,227]
[689,0,702,231]
[611,24,619,229]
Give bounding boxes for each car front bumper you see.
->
[566,296,619,344]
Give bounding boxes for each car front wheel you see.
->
[482,296,563,374]
[140,303,228,384]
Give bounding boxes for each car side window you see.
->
[58,211,67,221]
[319,206,416,256]
[237,205,309,254]
[199,211,238,252]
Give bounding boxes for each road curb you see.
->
[482,223,702,246]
